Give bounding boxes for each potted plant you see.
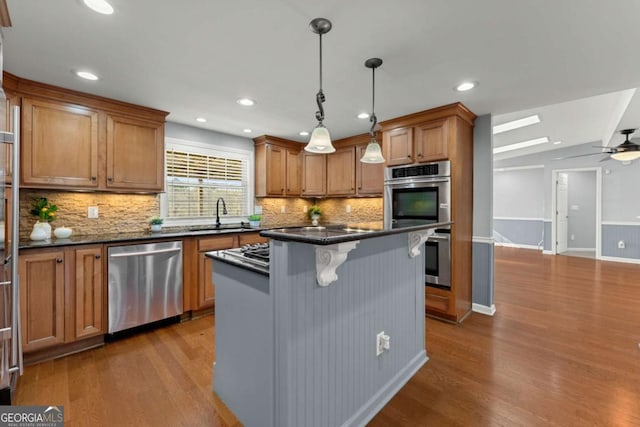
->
[149,216,163,232]
[248,214,262,228]
[307,205,322,226]
[30,197,57,240]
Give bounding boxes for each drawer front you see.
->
[426,292,450,312]
[198,235,237,252]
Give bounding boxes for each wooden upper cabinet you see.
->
[19,249,66,352]
[327,146,356,195]
[301,152,326,196]
[383,127,414,166]
[7,72,168,193]
[285,149,301,195]
[106,114,164,191]
[415,118,448,162]
[72,246,103,340]
[21,97,99,188]
[265,144,286,196]
[356,143,384,195]
[254,136,302,197]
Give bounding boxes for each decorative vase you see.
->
[30,221,49,241]
[150,224,162,232]
[311,214,320,226]
[249,220,261,228]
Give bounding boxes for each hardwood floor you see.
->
[16,247,640,426]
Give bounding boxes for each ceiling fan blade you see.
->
[598,155,612,162]
[552,152,609,160]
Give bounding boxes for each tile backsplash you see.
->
[257,197,383,227]
[20,190,160,240]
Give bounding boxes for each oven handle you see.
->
[427,234,450,241]
[384,177,450,186]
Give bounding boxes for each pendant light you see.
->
[304,18,336,154]
[360,58,385,163]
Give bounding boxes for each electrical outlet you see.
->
[346,204,351,213]
[280,206,286,214]
[255,205,262,214]
[303,206,308,213]
[570,234,575,241]
[88,206,99,219]
[618,240,625,249]
[376,331,385,356]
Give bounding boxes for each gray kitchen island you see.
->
[207,222,450,427]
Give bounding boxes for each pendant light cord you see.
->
[369,66,377,138]
[315,32,325,124]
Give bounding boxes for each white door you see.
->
[556,173,569,253]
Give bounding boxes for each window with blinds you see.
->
[165,148,250,219]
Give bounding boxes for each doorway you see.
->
[551,168,602,258]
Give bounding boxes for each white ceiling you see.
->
[4,0,640,153]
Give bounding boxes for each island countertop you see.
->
[260,221,452,245]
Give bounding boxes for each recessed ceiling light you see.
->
[357,113,370,119]
[195,117,207,123]
[493,114,541,135]
[83,0,114,15]
[454,81,477,92]
[236,98,255,107]
[299,131,309,136]
[243,128,252,133]
[75,70,99,81]
[553,141,562,145]
[493,137,549,154]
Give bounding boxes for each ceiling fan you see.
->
[554,129,640,162]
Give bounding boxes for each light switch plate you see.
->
[88,206,99,219]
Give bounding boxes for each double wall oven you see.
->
[384,160,451,289]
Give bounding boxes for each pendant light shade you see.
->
[360,58,385,164]
[305,18,336,154]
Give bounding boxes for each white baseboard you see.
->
[472,303,496,316]
[542,250,554,255]
[495,242,541,250]
[599,255,640,265]
[567,247,596,252]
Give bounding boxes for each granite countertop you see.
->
[206,249,270,277]
[19,225,264,249]
[260,221,452,245]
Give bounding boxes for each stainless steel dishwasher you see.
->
[108,241,183,333]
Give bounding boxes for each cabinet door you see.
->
[415,119,448,162]
[198,253,215,309]
[356,144,384,195]
[106,114,164,191]
[2,92,19,184]
[19,249,66,352]
[301,152,326,196]
[327,146,356,195]
[73,246,103,340]
[266,144,286,196]
[285,149,301,196]
[383,127,414,166]
[22,97,99,188]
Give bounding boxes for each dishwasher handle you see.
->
[109,247,182,258]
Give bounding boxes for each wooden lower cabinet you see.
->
[19,249,66,352]
[20,245,104,354]
[193,235,238,310]
[71,245,103,340]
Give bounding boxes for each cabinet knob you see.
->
[418,153,423,158]
[358,186,362,190]
[56,258,63,264]
[107,177,113,182]
[91,176,97,181]
[95,255,101,259]
[407,155,411,158]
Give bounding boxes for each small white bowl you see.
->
[54,227,72,239]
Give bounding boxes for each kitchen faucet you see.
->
[215,197,227,228]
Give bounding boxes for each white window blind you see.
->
[165,147,250,220]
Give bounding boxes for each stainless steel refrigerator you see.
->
[0,93,22,403]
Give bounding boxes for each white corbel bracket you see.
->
[315,241,359,287]
[408,228,436,258]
